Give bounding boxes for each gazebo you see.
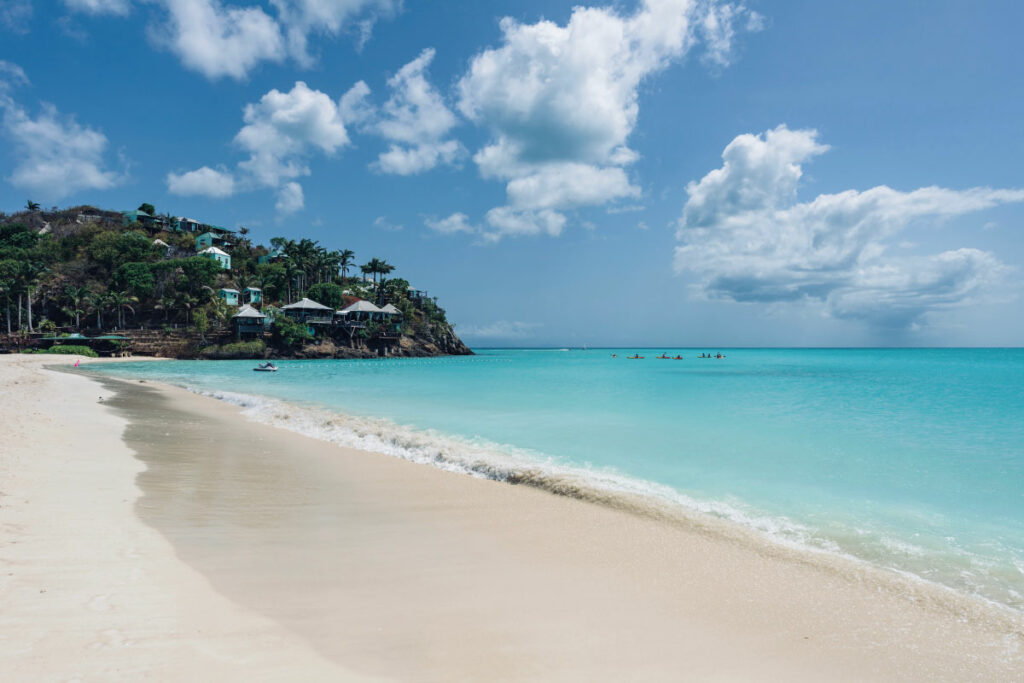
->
[337,300,384,323]
[281,297,333,323]
[231,305,266,338]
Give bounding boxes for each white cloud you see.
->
[154,0,286,80]
[63,0,131,15]
[505,164,639,210]
[166,166,236,197]
[339,80,373,125]
[360,48,462,175]
[235,80,350,186]
[139,0,396,80]
[456,0,759,239]
[425,212,475,235]
[275,181,304,213]
[373,215,403,231]
[0,0,32,33]
[674,125,1024,329]
[460,320,541,339]
[167,80,352,212]
[0,63,123,200]
[269,0,397,64]
[483,207,567,241]
[0,60,28,93]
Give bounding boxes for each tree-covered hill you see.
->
[0,202,471,358]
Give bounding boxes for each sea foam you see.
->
[186,385,1024,625]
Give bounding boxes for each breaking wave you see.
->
[183,385,1022,625]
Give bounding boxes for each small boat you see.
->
[673,355,683,360]
[656,354,670,359]
[627,354,644,359]
[254,362,278,372]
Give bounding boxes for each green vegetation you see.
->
[34,345,99,357]
[0,202,464,357]
[198,339,266,359]
[271,315,314,348]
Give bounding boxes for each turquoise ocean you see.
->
[93,348,1024,613]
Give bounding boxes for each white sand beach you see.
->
[1,354,1021,681]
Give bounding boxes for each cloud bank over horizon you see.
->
[674,125,1024,329]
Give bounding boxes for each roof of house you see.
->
[281,297,332,311]
[199,246,229,256]
[339,300,383,314]
[380,303,401,314]
[219,288,239,293]
[232,305,266,319]
[243,286,261,291]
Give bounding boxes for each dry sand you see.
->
[1,354,1022,681]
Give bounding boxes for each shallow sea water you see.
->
[93,348,1024,612]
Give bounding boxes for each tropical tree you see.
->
[25,200,40,212]
[176,292,198,325]
[337,249,355,282]
[107,290,138,329]
[87,290,110,330]
[154,294,176,323]
[62,285,91,330]
[138,202,156,215]
[375,259,396,301]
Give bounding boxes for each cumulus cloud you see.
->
[674,125,1024,329]
[484,207,567,241]
[166,165,236,197]
[235,80,350,186]
[269,0,398,64]
[460,320,541,339]
[153,0,286,81]
[457,0,759,239]
[425,212,475,235]
[167,80,353,212]
[350,48,462,175]
[275,181,304,213]
[63,0,131,15]
[91,0,397,80]
[0,63,123,200]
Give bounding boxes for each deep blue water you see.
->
[93,348,1024,610]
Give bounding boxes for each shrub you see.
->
[198,340,266,360]
[272,315,313,348]
[45,345,99,357]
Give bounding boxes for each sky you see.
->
[1,0,1023,347]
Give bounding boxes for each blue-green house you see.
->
[218,288,240,306]
[199,246,231,270]
[242,287,262,305]
[257,248,285,265]
[174,217,203,233]
[195,231,232,250]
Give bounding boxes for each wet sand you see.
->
[2,354,1022,680]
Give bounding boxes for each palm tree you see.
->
[0,276,13,335]
[337,249,355,282]
[86,290,109,330]
[25,200,40,212]
[107,291,137,329]
[63,285,90,330]
[176,292,198,325]
[375,259,396,301]
[155,294,176,323]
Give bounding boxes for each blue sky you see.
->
[1,0,1023,346]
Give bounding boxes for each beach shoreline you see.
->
[2,354,1022,680]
